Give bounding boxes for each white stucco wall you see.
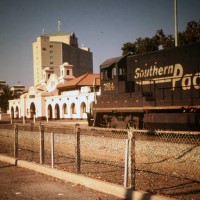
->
[9,86,99,120]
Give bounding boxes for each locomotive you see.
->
[93,42,200,131]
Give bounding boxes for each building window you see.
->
[50,62,53,64]
[50,45,53,48]
[42,48,46,51]
[67,70,70,75]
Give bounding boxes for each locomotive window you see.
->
[119,67,123,75]
[107,68,112,80]
[101,67,114,80]
[119,66,126,75]
[112,67,116,79]
[100,71,103,80]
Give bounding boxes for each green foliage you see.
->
[122,19,200,55]
[0,85,14,112]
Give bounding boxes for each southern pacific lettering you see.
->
[134,63,200,90]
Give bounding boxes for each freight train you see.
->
[93,42,200,131]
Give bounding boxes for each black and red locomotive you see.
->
[93,42,200,130]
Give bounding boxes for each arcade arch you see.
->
[47,104,53,120]
[30,102,36,119]
[80,102,86,118]
[62,103,68,115]
[15,106,19,119]
[55,104,60,119]
[11,107,14,119]
[71,103,76,115]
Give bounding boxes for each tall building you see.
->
[10,85,25,96]
[33,31,93,86]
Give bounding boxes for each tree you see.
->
[121,42,137,55]
[178,20,200,45]
[153,29,174,49]
[0,85,13,112]
[122,19,200,55]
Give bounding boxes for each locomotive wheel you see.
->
[132,116,140,129]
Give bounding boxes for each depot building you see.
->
[9,62,100,121]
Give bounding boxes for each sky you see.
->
[0,0,199,88]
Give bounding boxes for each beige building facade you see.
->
[33,32,93,86]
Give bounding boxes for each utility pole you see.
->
[174,0,178,47]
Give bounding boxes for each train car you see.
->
[93,42,200,130]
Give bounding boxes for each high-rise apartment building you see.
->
[33,32,93,86]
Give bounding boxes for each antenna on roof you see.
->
[42,28,45,35]
[58,18,62,32]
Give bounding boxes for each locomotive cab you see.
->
[100,55,127,95]
[94,56,143,129]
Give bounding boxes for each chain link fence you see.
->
[0,123,199,200]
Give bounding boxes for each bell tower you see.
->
[41,67,54,84]
[58,62,75,83]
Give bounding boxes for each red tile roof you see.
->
[57,73,100,90]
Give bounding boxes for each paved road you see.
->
[0,161,121,200]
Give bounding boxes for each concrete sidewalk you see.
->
[0,155,174,200]
[0,160,119,200]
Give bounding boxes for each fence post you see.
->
[51,131,54,168]
[75,123,81,173]
[14,124,18,159]
[23,116,25,125]
[127,129,135,189]
[39,124,45,164]
[124,139,129,187]
[33,115,36,124]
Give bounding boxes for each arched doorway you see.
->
[55,104,60,119]
[48,104,53,120]
[80,102,86,118]
[70,103,76,117]
[62,103,67,118]
[15,106,19,119]
[11,107,14,119]
[30,103,36,119]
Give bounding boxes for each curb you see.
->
[0,155,173,200]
